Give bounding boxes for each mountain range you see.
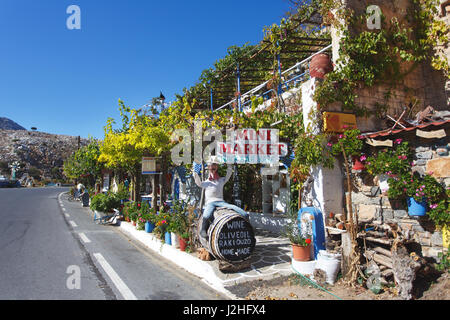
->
[0,117,27,131]
[0,117,88,179]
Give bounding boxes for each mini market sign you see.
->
[216,129,288,164]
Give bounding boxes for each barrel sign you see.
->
[211,214,256,262]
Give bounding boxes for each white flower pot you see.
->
[171,232,180,248]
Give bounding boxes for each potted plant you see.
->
[285,223,312,261]
[139,202,156,233]
[388,172,446,217]
[155,209,171,243]
[178,232,190,252]
[284,209,312,262]
[168,200,189,249]
[352,154,366,171]
[168,215,180,248]
[365,140,412,194]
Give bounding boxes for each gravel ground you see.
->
[226,272,449,300]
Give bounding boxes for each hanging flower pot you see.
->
[352,155,366,171]
[309,54,333,79]
[407,197,427,217]
[292,243,311,262]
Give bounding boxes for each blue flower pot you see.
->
[407,197,427,217]
[145,221,155,233]
[165,232,172,245]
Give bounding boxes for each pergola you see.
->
[185,9,332,112]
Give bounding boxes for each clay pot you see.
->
[352,156,366,171]
[179,236,189,251]
[309,54,333,79]
[292,244,311,261]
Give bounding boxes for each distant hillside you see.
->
[0,117,27,131]
[0,129,89,179]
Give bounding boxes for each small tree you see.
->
[329,128,363,284]
[63,139,102,187]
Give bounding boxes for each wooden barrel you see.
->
[198,208,256,263]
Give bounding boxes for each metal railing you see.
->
[213,44,332,113]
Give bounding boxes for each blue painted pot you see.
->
[165,231,172,245]
[407,197,427,217]
[145,221,155,233]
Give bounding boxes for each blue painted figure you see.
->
[298,207,326,260]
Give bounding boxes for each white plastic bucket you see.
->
[292,259,316,276]
[171,232,180,248]
[314,250,341,285]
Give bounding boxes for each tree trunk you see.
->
[340,144,359,284]
[132,165,141,203]
[151,174,157,210]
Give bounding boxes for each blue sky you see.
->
[0,0,292,139]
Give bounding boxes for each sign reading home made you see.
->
[216,218,256,262]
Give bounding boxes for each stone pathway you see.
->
[206,229,294,287]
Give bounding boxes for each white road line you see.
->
[78,232,91,243]
[69,220,78,227]
[62,207,66,211]
[93,253,137,300]
[65,213,70,218]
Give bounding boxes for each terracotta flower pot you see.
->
[352,156,365,171]
[179,236,189,251]
[309,54,333,79]
[292,243,311,261]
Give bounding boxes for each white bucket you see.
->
[314,250,341,285]
[292,259,316,276]
[171,232,180,248]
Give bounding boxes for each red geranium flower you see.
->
[305,238,311,244]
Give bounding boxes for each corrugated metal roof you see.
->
[361,119,450,139]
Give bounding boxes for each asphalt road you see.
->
[0,187,226,300]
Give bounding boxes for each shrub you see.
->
[90,192,121,212]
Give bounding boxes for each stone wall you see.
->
[349,124,450,259]
[329,0,448,133]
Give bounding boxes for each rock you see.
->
[436,148,449,156]
[416,151,432,160]
[393,210,408,219]
[431,232,443,247]
[426,158,450,178]
[358,204,377,221]
[382,209,394,220]
[0,129,88,177]
[415,146,430,153]
[370,186,381,197]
